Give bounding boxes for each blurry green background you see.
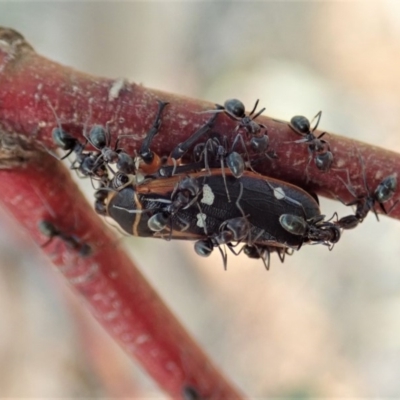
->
[1,2,400,398]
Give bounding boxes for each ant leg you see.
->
[234,182,247,218]
[81,101,94,143]
[219,156,231,203]
[336,167,359,199]
[286,136,310,144]
[356,147,371,194]
[216,244,228,271]
[304,151,314,183]
[381,199,400,215]
[231,133,262,174]
[195,103,226,115]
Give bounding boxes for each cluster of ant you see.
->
[44,98,397,269]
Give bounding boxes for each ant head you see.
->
[147,212,169,232]
[194,239,214,257]
[94,199,107,216]
[38,220,59,238]
[374,174,397,203]
[112,172,132,190]
[176,176,201,198]
[94,190,109,216]
[279,214,307,236]
[116,152,136,174]
[219,216,249,242]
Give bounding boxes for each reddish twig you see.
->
[1,27,400,215]
[1,26,400,398]
[0,28,243,399]
[0,150,243,399]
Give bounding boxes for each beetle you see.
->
[103,170,322,261]
[288,111,333,173]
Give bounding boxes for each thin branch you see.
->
[0,148,243,399]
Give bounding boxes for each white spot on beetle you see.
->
[196,213,207,228]
[201,184,215,205]
[273,187,285,200]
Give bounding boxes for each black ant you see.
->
[85,122,136,175]
[201,99,270,154]
[242,244,294,271]
[182,385,203,400]
[337,154,397,229]
[191,133,249,202]
[48,101,109,183]
[38,220,92,257]
[289,111,333,173]
[279,214,341,249]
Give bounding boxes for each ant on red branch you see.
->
[288,111,333,173]
[83,121,138,175]
[38,220,92,257]
[336,154,398,229]
[48,101,108,182]
[201,98,271,155]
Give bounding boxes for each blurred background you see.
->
[1,2,400,398]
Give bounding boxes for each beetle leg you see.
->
[170,113,218,161]
[139,100,169,165]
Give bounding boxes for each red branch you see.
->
[0,153,243,399]
[1,26,400,399]
[0,29,399,215]
[0,28,243,399]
